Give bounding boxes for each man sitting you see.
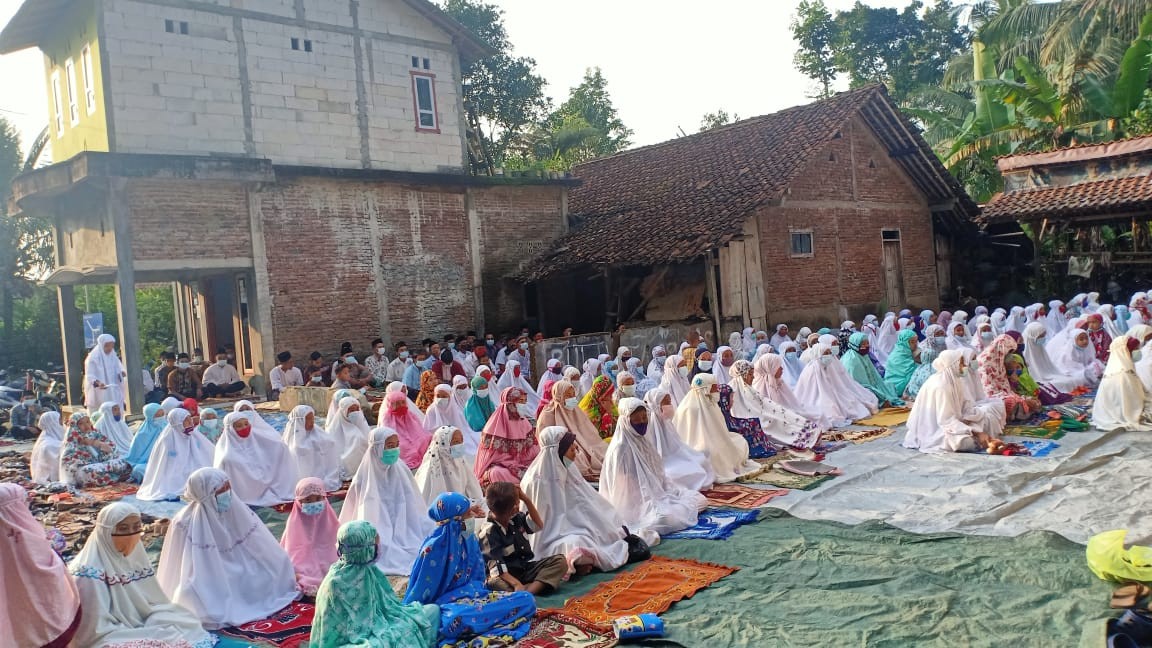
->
[7,390,41,440]
[167,353,202,400]
[155,352,177,395]
[268,351,303,400]
[201,352,247,398]
[303,351,332,387]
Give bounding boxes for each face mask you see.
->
[819,355,835,366]
[311,375,323,383]
[235,425,251,438]
[633,422,648,436]
[697,360,713,371]
[381,447,400,464]
[216,360,228,367]
[178,362,190,370]
[477,388,489,398]
[677,366,689,378]
[448,342,456,349]
[620,384,636,396]
[933,337,946,349]
[301,500,326,516]
[215,491,232,513]
[345,356,358,365]
[520,342,529,350]
[376,347,386,355]
[450,445,467,459]
[855,347,869,356]
[1135,350,1144,363]
[201,418,219,430]
[981,332,994,342]
[419,358,434,370]
[399,351,409,359]
[486,338,494,344]
[660,403,675,419]
[515,403,533,418]
[785,351,798,360]
[113,414,122,422]
[22,398,34,405]
[564,397,579,410]
[958,367,968,377]
[562,456,574,468]
[1035,338,1046,347]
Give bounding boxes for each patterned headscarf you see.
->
[578,375,618,439]
[414,370,439,412]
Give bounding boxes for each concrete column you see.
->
[55,284,84,406]
[246,189,275,377]
[109,178,144,414]
[465,189,485,333]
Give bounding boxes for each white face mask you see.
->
[620,384,636,396]
[1134,350,1144,363]
[697,360,713,371]
[819,354,835,366]
[515,403,532,418]
[178,362,190,370]
[477,388,489,398]
[677,366,689,378]
[564,397,579,410]
[376,347,386,355]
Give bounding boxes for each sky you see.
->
[0,0,916,159]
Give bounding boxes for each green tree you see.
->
[699,110,740,131]
[791,0,838,98]
[547,68,633,156]
[441,0,550,170]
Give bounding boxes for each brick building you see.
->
[1,0,573,411]
[518,86,977,334]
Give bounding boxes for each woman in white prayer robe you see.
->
[672,373,760,483]
[383,381,425,423]
[84,334,127,410]
[536,379,608,479]
[793,343,879,426]
[1022,322,1087,392]
[1045,300,1068,337]
[94,401,133,457]
[729,359,822,449]
[214,412,298,507]
[945,321,975,352]
[957,347,1007,438]
[523,425,630,572]
[903,350,1001,453]
[283,404,343,492]
[137,408,215,502]
[752,354,825,424]
[422,383,480,456]
[157,467,299,629]
[641,386,713,491]
[1054,328,1105,389]
[1092,335,1152,431]
[326,396,372,478]
[496,360,541,412]
[31,411,65,484]
[1006,306,1027,333]
[874,314,898,363]
[600,401,706,546]
[69,502,213,648]
[659,354,692,407]
[338,426,434,575]
[413,425,485,508]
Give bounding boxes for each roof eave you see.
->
[0,0,69,54]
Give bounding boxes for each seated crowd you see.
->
[7,289,1152,646]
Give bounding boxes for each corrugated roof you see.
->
[980,174,1152,222]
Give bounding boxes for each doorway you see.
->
[882,230,905,308]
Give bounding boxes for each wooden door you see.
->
[883,240,905,307]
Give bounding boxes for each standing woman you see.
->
[84,333,127,411]
[60,411,132,488]
[0,483,82,648]
[31,410,66,484]
[474,387,540,487]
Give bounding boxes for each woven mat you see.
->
[73,483,138,503]
[700,483,787,509]
[558,556,737,626]
[663,508,760,540]
[739,465,835,491]
[855,407,911,427]
[825,427,893,444]
[1004,426,1066,440]
[217,601,314,647]
[518,610,618,648]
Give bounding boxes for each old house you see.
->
[1,0,572,411]
[516,85,977,336]
[980,136,1152,299]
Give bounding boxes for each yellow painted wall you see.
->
[42,0,108,159]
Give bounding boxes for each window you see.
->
[291,37,299,50]
[179,21,188,35]
[411,55,419,68]
[881,229,901,242]
[790,230,814,257]
[64,58,79,126]
[303,39,312,52]
[165,19,174,32]
[165,19,188,34]
[50,70,64,136]
[422,57,430,70]
[411,73,438,132]
[81,45,96,114]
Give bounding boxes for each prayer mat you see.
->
[825,427,893,444]
[269,487,349,513]
[518,611,618,648]
[1004,425,1065,440]
[855,407,911,427]
[560,556,737,626]
[740,466,835,491]
[217,601,314,648]
[1020,440,1060,458]
[699,484,787,509]
[663,508,760,540]
[73,483,138,503]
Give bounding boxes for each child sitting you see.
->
[477,482,568,595]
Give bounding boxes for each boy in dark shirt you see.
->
[477,482,568,595]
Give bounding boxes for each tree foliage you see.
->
[699,110,740,132]
[791,0,838,98]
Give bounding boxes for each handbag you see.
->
[622,526,651,563]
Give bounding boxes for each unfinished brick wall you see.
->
[472,185,566,335]
[127,179,252,260]
[759,116,938,326]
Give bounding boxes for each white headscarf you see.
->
[536,359,564,397]
[137,409,215,502]
[712,345,734,385]
[282,405,342,492]
[31,411,65,483]
[752,354,823,423]
[214,412,298,507]
[874,315,897,362]
[793,343,878,425]
[599,402,705,546]
[945,320,974,351]
[69,502,212,647]
[413,425,484,506]
[729,360,821,449]
[777,341,803,386]
[1006,306,1027,332]
[84,333,125,410]
[1097,304,1123,339]
[902,350,981,453]
[156,467,299,629]
[640,386,713,491]
[1045,300,1067,337]
[990,310,1007,335]
[94,401,132,457]
[450,375,473,414]
[422,384,480,456]
[160,397,182,415]
[1054,328,1104,388]
[496,360,541,411]
[1021,322,1084,392]
[741,327,757,355]
[325,396,372,478]
[646,346,668,381]
[1091,336,1152,431]
[383,382,425,423]
[671,373,760,483]
[522,426,630,570]
[580,358,601,397]
[659,354,690,407]
[769,324,791,350]
[231,400,279,439]
[338,427,434,575]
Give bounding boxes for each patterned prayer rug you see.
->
[217,601,314,648]
[740,466,835,491]
[663,508,760,540]
[825,427,893,444]
[559,556,737,626]
[518,611,618,648]
[72,483,138,503]
[699,484,787,508]
[1004,426,1066,440]
[855,407,912,427]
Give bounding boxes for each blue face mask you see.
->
[633,422,648,436]
[450,444,467,459]
[215,491,232,514]
[399,351,410,360]
[448,342,456,349]
[301,500,326,516]
[785,351,798,360]
[381,447,401,465]
[113,414,122,422]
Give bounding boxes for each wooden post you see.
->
[704,251,721,343]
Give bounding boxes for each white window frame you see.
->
[789,229,814,258]
[81,45,97,115]
[411,72,438,132]
[64,58,80,126]
[50,70,64,136]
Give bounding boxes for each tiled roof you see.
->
[515,85,975,281]
[980,175,1152,222]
